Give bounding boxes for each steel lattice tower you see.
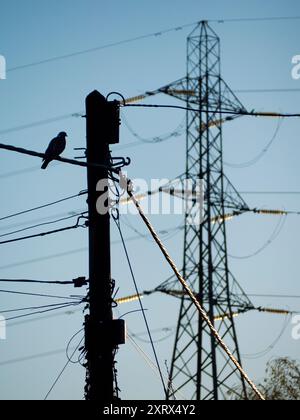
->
[158,21,255,400]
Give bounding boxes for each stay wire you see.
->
[113,214,168,399]
[125,178,265,400]
[44,336,84,400]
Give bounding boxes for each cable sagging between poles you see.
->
[123,104,300,118]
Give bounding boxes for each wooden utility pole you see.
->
[84,90,120,401]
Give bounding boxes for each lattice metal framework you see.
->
[162,22,254,400]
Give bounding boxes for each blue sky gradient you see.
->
[0,0,300,400]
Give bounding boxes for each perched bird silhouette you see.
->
[41,132,67,169]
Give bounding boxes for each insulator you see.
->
[119,192,148,204]
[166,90,196,96]
[258,307,290,315]
[255,209,287,215]
[116,294,143,304]
[199,119,225,132]
[123,94,147,104]
[156,289,189,297]
[211,213,235,224]
[214,312,239,321]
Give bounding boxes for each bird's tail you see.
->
[41,160,49,170]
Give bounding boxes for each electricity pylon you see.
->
[159,21,255,400]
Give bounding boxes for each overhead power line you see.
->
[0,302,79,315]
[0,83,297,182]
[0,191,86,222]
[239,191,300,195]
[0,84,298,145]
[241,191,300,195]
[0,204,296,268]
[0,328,175,367]
[0,165,41,179]
[0,212,87,239]
[235,88,300,94]
[213,16,300,23]
[126,333,187,401]
[0,220,85,246]
[251,208,300,215]
[0,247,87,271]
[137,287,300,316]
[0,209,86,233]
[0,289,81,300]
[229,214,286,260]
[0,348,71,367]
[124,104,300,118]
[0,278,78,285]
[6,16,300,74]
[0,113,82,135]
[246,293,300,300]
[242,316,290,360]
[8,22,198,73]
[122,113,185,144]
[0,225,182,270]
[0,303,294,368]
[224,117,283,168]
[10,308,81,328]
[3,302,82,323]
[0,143,119,174]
